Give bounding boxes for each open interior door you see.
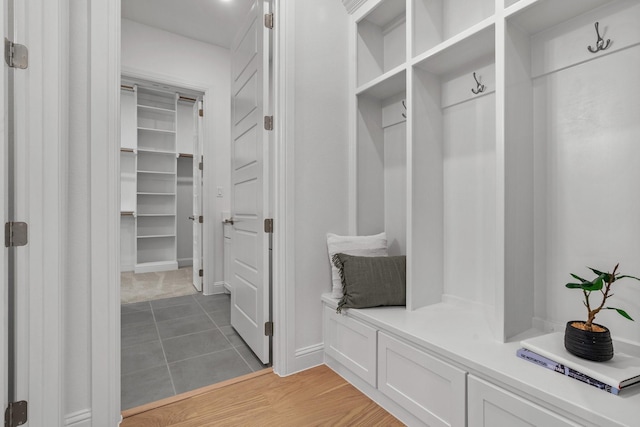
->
[230,0,271,364]
[192,99,203,291]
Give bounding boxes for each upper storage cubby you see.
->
[357,70,407,256]
[409,24,496,315]
[412,0,494,57]
[357,0,406,88]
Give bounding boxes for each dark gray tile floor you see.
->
[121,293,267,410]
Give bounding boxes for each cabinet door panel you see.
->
[378,332,466,426]
[323,306,377,387]
[468,375,580,427]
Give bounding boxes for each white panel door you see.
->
[192,99,203,291]
[230,0,270,364]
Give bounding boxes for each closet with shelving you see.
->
[325,0,640,425]
[120,83,197,274]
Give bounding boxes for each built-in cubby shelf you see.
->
[336,0,640,425]
[346,0,640,344]
[357,0,406,87]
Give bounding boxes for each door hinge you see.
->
[5,222,28,247]
[199,156,203,171]
[264,116,273,131]
[264,321,274,336]
[264,13,274,29]
[198,215,203,224]
[199,269,203,277]
[4,38,28,69]
[199,108,203,117]
[5,401,27,427]
[264,218,273,233]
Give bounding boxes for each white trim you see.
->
[203,281,227,296]
[90,0,122,424]
[342,0,368,14]
[64,409,92,427]
[290,343,324,374]
[272,0,296,377]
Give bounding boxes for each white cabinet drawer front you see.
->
[323,306,377,387]
[468,376,581,427]
[378,332,466,427]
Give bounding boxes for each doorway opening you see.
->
[118,0,271,412]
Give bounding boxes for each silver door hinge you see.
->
[5,222,28,247]
[264,218,273,233]
[4,38,28,69]
[264,13,274,29]
[264,116,273,131]
[5,401,27,427]
[264,321,274,336]
[199,269,203,277]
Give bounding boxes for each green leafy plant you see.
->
[566,263,640,331]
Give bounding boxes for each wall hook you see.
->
[587,22,611,53]
[401,100,407,119]
[471,72,484,95]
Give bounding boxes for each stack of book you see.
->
[518,332,640,395]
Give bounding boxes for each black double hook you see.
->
[401,100,407,119]
[587,22,611,53]
[471,72,484,95]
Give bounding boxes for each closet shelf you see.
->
[137,126,175,135]
[505,0,616,35]
[137,148,176,155]
[137,192,176,196]
[137,214,175,217]
[136,234,176,239]
[412,20,495,75]
[137,104,175,114]
[137,170,176,175]
[356,65,406,100]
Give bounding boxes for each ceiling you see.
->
[122,0,253,49]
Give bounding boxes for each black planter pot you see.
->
[564,321,614,362]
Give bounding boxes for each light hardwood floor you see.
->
[121,365,403,426]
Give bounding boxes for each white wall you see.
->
[121,19,230,285]
[289,0,350,369]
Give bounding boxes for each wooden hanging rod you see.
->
[121,84,135,91]
[120,211,135,216]
[178,153,194,158]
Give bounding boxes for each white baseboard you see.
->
[292,343,324,373]
[203,281,228,296]
[65,409,92,427]
[120,264,134,272]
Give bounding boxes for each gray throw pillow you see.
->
[332,253,406,313]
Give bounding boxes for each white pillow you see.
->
[326,232,388,299]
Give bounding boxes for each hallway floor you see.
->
[121,293,266,410]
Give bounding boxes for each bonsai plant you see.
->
[565,263,640,361]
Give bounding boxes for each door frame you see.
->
[90,0,294,421]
